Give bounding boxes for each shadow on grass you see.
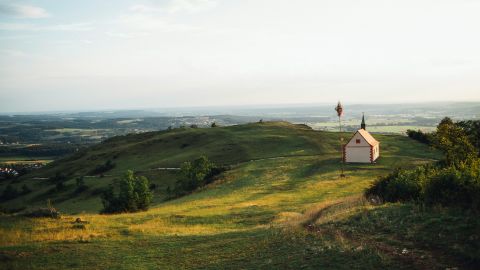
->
[319,203,480,269]
[0,228,404,270]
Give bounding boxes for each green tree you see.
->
[434,117,476,165]
[175,156,215,195]
[134,175,153,210]
[101,170,153,213]
[21,184,31,194]
[457,120,480,155]
[74,176,88,194]
[117,170,137,212]
[1,184,19,201]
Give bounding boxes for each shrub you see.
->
[172,156,226,197]
[90,160,115,175]
[366,160,480,211]
[23,201,61,219]
[174,156,214,195]
[406,129,432,145]
[56,181,67,190]
[49,172,67,184]
[434,117,477,166]
[21,184,31,194]
[424,161,480,211]
[74,176,88,194]
[456,120,480,155]
[101,170,153,213]
[366,167,431,203]
[0,184,19,201]
[23,207,61,219]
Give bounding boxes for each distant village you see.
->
[0,163,45,180]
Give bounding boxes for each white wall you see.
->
[372,144,380,161]
[345,132,369,147]
[345,147,371,163]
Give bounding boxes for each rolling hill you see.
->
[1,122,436,213]
[3,122,477,269]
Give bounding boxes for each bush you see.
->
[366,160,480,212]
[90,160,115,175]
[424,161,480,211]
[23,201,61,219]
[0,184,19,201]
[406,129,432,145]
[49,172,67,184]
[101,170,153,213]
[366,167,433,203]
[434,117,477,166]
[21,184,31,194]
[74,176,88,194]
[55,181,66,191]
[173,156,220,196]
[23,207,61,219]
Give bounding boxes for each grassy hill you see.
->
[2,122,476,269]
[1,122,437,213]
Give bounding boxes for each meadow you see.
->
[1,122,477,269]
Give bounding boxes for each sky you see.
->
[1,0,480,113]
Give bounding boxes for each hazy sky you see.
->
[1,0,480,112]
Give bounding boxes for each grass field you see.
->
[2,122,475,269]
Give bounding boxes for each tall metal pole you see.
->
[335,101,345,178]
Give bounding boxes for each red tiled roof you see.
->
[357,129,379,146]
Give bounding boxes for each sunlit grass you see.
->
[0,123,446,269]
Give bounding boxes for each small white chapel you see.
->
[343,114,380,163]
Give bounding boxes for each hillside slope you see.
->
[3,121,473,270]
[1,122,439,213]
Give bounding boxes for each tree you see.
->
[90,159,115,175]
[1,184,19,201]
[21,184,31,194]
[50,172,66,184]
[101,170,153,213]
[175,156,215,195]
[211,122,217,127]
[134,175,153,210]
[457,120,480,155]
[434,117,476,165]
[406,129,432,145]
[74,176,88,194]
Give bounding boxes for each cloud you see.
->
[105,31,150,39]
[0,49,28,57]
[129,4,161,13]
[129,0,217,14]
[0,22,93,31]
[0,3,49,18]
[117,14,196,32]
[167,0,217,13]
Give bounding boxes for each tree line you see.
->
[369,118,480,212]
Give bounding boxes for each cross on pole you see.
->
[335,101,346,178]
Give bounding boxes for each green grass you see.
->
[311,202,480,269]
[2,121,466,269]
